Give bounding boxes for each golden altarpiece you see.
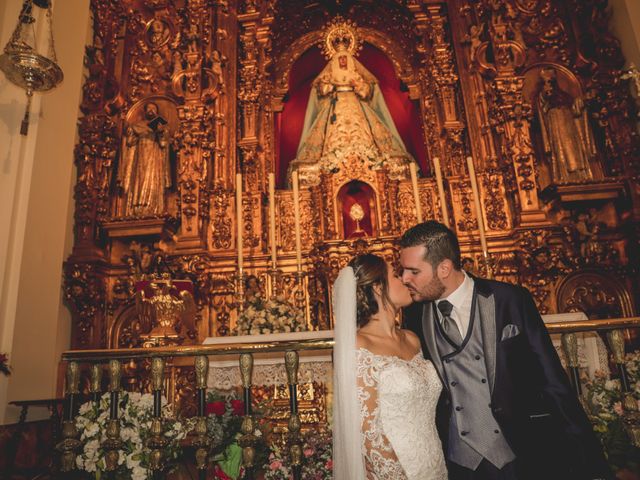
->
[64,0,640,422]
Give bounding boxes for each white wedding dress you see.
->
[357,348,448,480]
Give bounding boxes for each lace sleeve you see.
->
[357,350,408,480]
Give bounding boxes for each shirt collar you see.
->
[438,270,473,311]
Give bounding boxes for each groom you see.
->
[399,221,611,480]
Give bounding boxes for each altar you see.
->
[203,330,334,390]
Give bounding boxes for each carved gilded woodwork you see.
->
[65,0,639,363]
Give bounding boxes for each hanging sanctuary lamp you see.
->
[0,0,63,135]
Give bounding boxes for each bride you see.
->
[333,253,447,479]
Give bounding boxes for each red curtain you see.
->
[275,43,427,187]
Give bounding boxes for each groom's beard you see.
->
[409,276,446,302]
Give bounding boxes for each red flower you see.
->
[206,401,226,416]
[0,354,7,363]
[231,399,245,416]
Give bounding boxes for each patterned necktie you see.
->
[437,300,463,346]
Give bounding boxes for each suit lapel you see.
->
[476,286,497,392]
[421,302,445,382]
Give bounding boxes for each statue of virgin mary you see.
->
[289,20,414,185]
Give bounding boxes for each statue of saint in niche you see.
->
[289,19,414,184]
[118,102,172,217]
[535,68,598,183]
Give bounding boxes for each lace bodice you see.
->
[357,348,448,480]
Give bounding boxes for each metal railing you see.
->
[54,317,640,478]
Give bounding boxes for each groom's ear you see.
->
[437,259,454,279]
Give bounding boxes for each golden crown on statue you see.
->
[321,16,362,58]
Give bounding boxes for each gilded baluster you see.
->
[238,353,256,480]
[561,333,582,396]
[55,361,81,472]
[147,357,167,476]
[89,363,102,404]
[193,355,210,479]
[294,271,306,311]
[606,330,640,446]
[103,359,123,471]
[285,350,302,480]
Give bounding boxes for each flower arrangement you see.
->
[264,430,332,480]
[75,392,192,480]
[236,295,306,336]
[205,391,269,479]
[584,352,640,472]
[0,353,10,376]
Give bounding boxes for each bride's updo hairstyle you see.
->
[348,254,392,328]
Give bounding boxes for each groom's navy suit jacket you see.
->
[404,276,611,480]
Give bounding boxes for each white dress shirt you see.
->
[435,271,474,339]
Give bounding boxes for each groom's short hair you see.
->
[399,221,461,270]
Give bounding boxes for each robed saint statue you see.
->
[289,19,414,185]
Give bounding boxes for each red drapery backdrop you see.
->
[275,43,427,187]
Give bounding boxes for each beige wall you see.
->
[610,0,640,74]
[0,0,90,424]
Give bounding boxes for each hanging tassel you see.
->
[20,89,33,135]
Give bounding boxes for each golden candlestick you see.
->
[409,162,423,223]
[269,173,277,270]
[466,156,492,278]
[236,173,244,275]
[292,171,303,272]
[432,157,450,227]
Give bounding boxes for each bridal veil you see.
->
[332,266,366,479]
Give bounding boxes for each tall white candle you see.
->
[236,173,243,273]
[292,171,302,272]
[268,173,277,270]
[466,156,491,275]
[409,162,423,223]
[432,157,450,228]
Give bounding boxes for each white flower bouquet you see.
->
[236,295,306,336]
[75,391,193,479]
[583,352,640,471]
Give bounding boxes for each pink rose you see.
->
[270,460,282,470]
[326,459,333,469]
[303,448,314,458]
